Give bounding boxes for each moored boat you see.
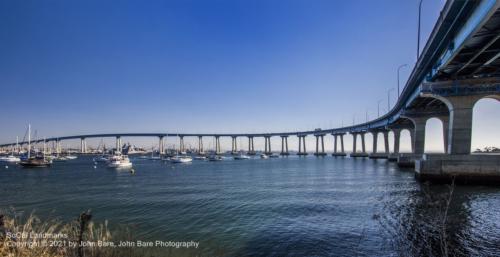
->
[19,156,52,167]
[19,124,52,168]
[234,153,250,160]
[208,155,223,161]
[170,155,193,163]
[107,154,133,168]
[0,155,21,163]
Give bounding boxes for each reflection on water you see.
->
[0,155,499,256]
[377,182,500,257]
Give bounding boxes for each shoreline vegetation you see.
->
[0,210,201,257]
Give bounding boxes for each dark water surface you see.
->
[1,155,499,256]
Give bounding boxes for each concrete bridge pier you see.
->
[198,136,204,154]
[369,130,389,159]
[179,136,185,153]
[215,136,221,155]
[247,136,256,155]
[396,116,426,168]
[231,136,238,154]
[159,136,165,155]
[80,138,87,154]
[331,133,346,156]
[280,136,289,155]
[297,135,308,155]
[314,134,327,156]
[350,132,368,158]
[56,139,61,155]
[264,136,272,155]
[115,136,122,154]
[388,128,401,161]
[415,92,500,183]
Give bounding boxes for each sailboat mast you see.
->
[43,137,46,161]
[16,136,19,154]
[27,124,31,159]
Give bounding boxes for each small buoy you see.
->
[5,165,8,169]
[93,165,97,169]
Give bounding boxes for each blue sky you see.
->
[0,0,498,151]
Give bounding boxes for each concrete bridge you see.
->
[2,0,500,183]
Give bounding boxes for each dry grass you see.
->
[0,210,170,257]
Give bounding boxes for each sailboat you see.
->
[19,124,51,168]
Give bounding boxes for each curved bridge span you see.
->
[2,0,500,183]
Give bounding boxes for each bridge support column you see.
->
[412,117,426,156]
[350,132,368,158]
[115,136,121,154]
[439,116,449,154]
[384,131,389,155]
[351,132,357,155]
[280,136,289,155]
[314,134,326,156]
[264,136,272,155]
[55,140,61,155]
[438,96,480,155]
[159,136,165,155]
[297,135,308,155]
[198,136,204,154]
[178,136,185,153]
[215,136,221,155]
[361,132,366,154]
[332,133,346,156]
[372,132,378,153]
[369,130,391,158]
[395,116,426,167]
[247,137,255,155]
[80,138,87,154]
[231,136,238,154]
[388,129,401,161]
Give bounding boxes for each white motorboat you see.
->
[170,155,193,163]
[269,153,280,158]
[194,156,207,160]
[0,155,21,163]
[107,155,133,168]
[234,153,250,160]
[65,155,78,160]
[260,154,269,159]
